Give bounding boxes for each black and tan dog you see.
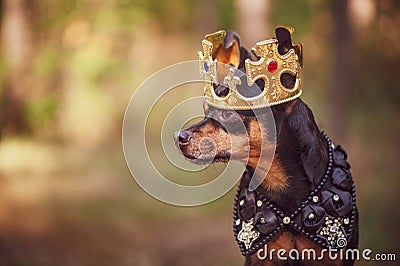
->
[175,27,358,265]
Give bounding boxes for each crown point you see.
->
[267,60,278,73]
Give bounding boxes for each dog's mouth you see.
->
[213,152,231,163]
[182,152,231,165]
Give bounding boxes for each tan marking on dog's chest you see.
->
[249,230,295,265]
[244,120,288,191]
[262,157,288,191]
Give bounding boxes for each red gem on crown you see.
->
[267,60,278,73]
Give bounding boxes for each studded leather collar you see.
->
[233,132,357,256]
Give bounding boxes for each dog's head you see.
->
[174,27,300,169]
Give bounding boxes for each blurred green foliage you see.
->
[0,0,399,265]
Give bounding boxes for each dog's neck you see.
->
[257,99,329,213]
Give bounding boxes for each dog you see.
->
[175,27,358,265]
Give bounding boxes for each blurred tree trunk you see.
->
[0,0,32,135]
[330,0,351,139]
[235,0,270,48]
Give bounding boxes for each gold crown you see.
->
[198,27,303,110]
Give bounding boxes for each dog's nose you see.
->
[176,130,192,145]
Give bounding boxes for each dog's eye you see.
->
[222,111,234,120]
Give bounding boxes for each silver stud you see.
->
[344,218,350,225]
[260,217,266,224]
[333,194,340,201]
[308,213,315,220]
[312,196,319,203]
[283,216,291,224]
[236,219,241,226]
[257,200,263,207]
[240,199,244,206]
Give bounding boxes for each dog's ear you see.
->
[239,46,256,69]
[276,26,303,67]
[276,26,294,55]
[273,99,299,118]
[213,30,241,68]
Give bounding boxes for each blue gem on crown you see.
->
[204,61,209,72]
